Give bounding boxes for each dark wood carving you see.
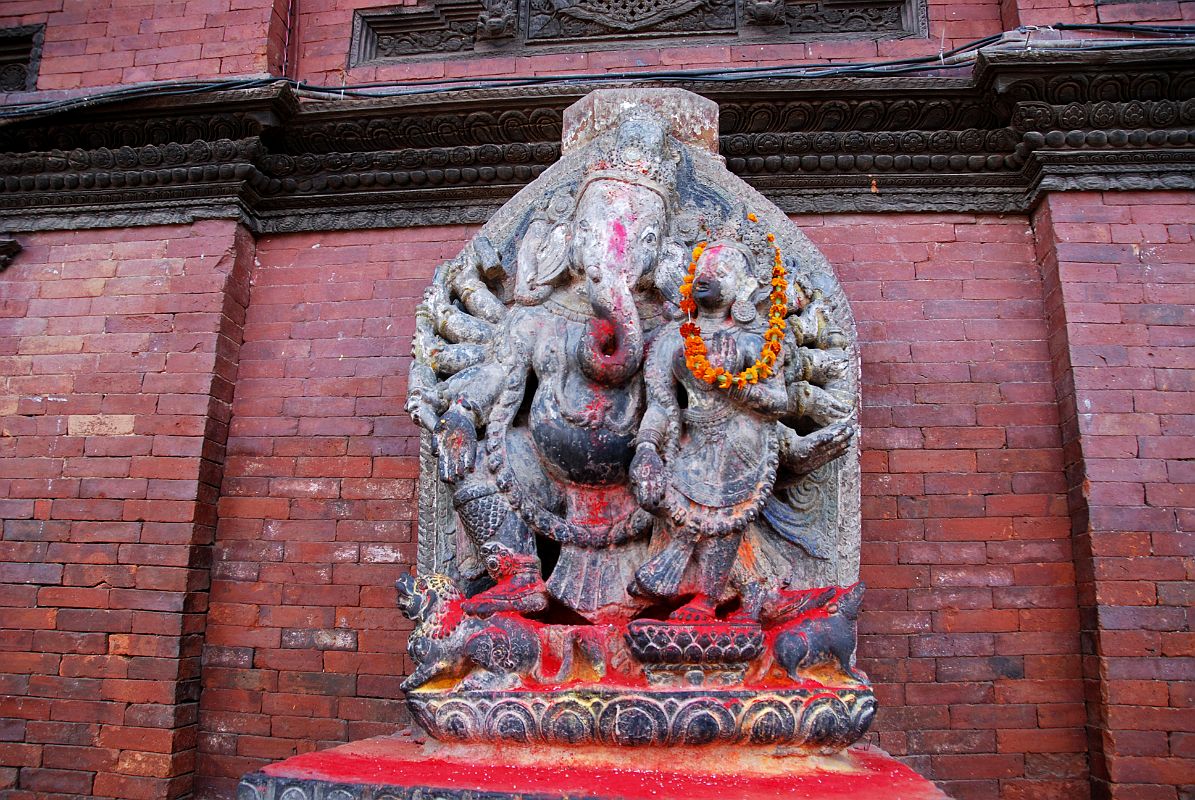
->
[0,238,20,271]
[351,0,925,63]
[354,0,488,58]
[525,0,737,41]
[784,1,905,35]
[0,25,44,93]
[0,46,1192,232]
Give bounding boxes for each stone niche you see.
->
[239,87,946,800]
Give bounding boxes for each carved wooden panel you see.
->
[525,0,737,42]
[0,26,43,93]
[351,0,926,63]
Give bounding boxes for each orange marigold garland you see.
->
[679,214,789,391]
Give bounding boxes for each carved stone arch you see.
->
[414,88,861,589]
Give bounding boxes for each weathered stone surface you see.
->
[401,87,868,752]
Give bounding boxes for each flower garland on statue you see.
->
[679,213,788,391]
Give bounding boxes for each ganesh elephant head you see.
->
[514,176,676,386]
[570,176,672,385]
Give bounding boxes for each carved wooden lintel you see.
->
[0,45,1191,233]
[348,0,925,64]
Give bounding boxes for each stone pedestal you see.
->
[237,735,948,800]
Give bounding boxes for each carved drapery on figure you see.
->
[402,88,871,751]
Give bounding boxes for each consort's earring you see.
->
[731,297,757,324]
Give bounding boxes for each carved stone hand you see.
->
[796,383,852,426]
[433,404,478,483]
[801,348,849,384]
[783,419,854,475]
[630,443,666,511]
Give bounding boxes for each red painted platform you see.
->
[239,734,950,800]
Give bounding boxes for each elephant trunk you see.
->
[578,270,643,386]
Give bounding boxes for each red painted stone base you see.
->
[238,734,949,800]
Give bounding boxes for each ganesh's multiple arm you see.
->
[430,310,535,483]
[778,420,854,476]
[481,309,537,435]
[783,286,855,427]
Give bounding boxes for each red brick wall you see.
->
[1034,191,1195,800]
[14,0,1191,99]
[1,0,1014,96]
[195,227,469,798]
[0,222,252,799]
[803,213,1089,800]
[0,0,287,92]
[0,206,1190,800]
[9,0,1192,101]
[1002,0,1195,29]
[1095,1,1195,24]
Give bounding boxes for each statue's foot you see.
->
[725,608,759,624]
[668,597,717,623]
[763,586,837,625]
[461,577,549,617]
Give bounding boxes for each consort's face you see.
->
[693,245,748,311]
[571,179,666,283]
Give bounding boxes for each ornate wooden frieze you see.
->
[351,0,924,63]
[0,25,44,93]
[0,46,1192,232]
[524,0,737,41]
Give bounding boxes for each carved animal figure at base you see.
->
[396,572,478,691]
[396,571,607,691]
[461,541,549,617]
[771,582,867,685]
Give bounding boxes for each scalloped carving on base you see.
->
[407,686,876,751]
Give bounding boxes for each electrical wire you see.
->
[1054,21,1195,36]
[1,22,1193,123]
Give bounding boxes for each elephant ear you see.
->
[514,218,570,305]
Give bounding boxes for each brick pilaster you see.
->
[1033,191,1195,800]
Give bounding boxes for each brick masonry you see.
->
[0,222,253,799]
[1,1,1193,799]
[0,0,287,92]
[1,189,1191,800]
[4,0,1191,96]
[804,213,1089,800]
[195,228,466,795]
[1034,192,1195,800]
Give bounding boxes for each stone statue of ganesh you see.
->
[401,89,874,751]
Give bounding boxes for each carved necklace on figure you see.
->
[679,213,792,390]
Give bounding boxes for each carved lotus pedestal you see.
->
[237,735,949,800]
